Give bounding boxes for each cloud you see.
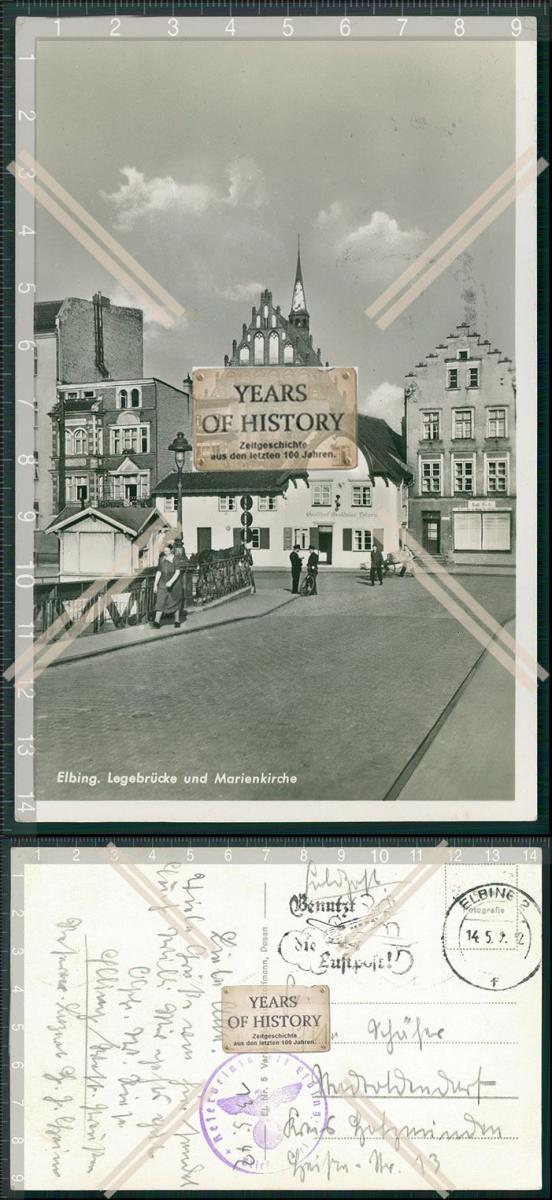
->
[216,281,264,302]
[225,157,267,209]
[102,156,266,231]
[337,210,426,275]
[315,201,344,229]
[359,382,404,432]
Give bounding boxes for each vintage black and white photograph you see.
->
[15,21,539,822]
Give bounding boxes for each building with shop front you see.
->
[404,323,516,567]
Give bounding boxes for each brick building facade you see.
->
[34,293,143,527]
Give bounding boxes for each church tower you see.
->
[288,237,309,333]
[225,240,324,369]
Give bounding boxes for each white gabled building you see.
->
[154,248,411,567]
[153,413,411,568]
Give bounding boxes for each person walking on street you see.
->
[290,544,303,593]
[307,545,319,595]
[241,543,256,593]
[152,543,184,628]
[370,543,384,586]
[172,536,188,621]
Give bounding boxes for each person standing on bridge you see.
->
[152,543,184,629]
[290,544,303,594]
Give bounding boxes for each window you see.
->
[353,529,373,552]
[486,457,508,494]
[283,342,294,364]
[487,407,507,438]
[164,497,177,512]
[110,424,150,455]
[351,484,372,507]
[468,367,480,388]
[454,511,511,551]
[250,528,270,550]
[421,411,440,441]
[219,495,237,511]
[239,345,250,364]
[447,367,459,389]
[83,390,95,398]
[130,387,141,407]
[312,483,331,506]
[258,495,277,511]
[66,475,89,502]
[421,460,441,494]
[73,428,88,455]
[269,331,279,364]
[292,528,309,549]
[458,349,469,360]
[453,408,474,438]
[454,458,474,494]
[254,332,264,364]
[118,389,128,409]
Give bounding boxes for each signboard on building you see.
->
[192,366,357,472]
[467,499,497,511]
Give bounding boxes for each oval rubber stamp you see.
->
[443,882,541,991]
[200,1052,328,1174]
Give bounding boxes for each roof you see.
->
[34,530,60,561]
[47,504,166,536]
[34,300,63,334]
[153,469,308,497]
[357,415,411,486]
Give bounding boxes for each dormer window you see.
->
[458,349,469,360]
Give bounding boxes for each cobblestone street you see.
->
[35,572,515,807]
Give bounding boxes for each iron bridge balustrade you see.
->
[33,548,253,639]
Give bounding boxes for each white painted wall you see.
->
[156,450,406,567]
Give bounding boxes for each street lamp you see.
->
[168,431,192,533]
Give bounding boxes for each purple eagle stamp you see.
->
[200,1051,328,1175]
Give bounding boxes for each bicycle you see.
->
[299,568,317,597]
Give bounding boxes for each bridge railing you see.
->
[33,548,253,641]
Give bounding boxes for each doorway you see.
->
[317,527,333,564]
[422,511,441,555]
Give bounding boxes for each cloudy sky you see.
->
[36,38,516,429]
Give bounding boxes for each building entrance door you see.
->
[318,527,333,564]
[422,512,441,555]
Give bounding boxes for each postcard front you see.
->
[11,845,542,1190]
[8,15,542,824]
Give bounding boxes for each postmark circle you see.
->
[200,1052,328,1175]
[442,882,541,991]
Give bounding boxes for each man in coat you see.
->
[307,545,319,595]
[289,544,303,593]
[370,543,384,586]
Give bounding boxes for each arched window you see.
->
[131,388,141,407]
[239,345,250,364]
[64,429,73,455]
[256,315,261,328]
[283,342,294,364]
[73,428,87,454]
[254,332,265,365]
[118,388,128,409]
[269,331,280,364]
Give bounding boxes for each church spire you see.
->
[289,235,309,328]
